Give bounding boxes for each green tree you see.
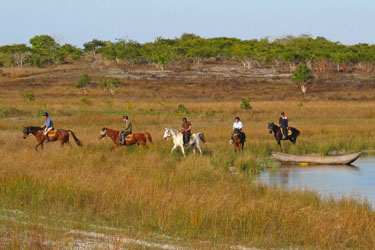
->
[29,35,58,51]
[291,64,314,94]
[83,39,106,55]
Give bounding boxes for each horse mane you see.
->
[27,126,43,131]
[167,128,180,135]
[104,127,120,133]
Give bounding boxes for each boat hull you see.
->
[272,152,362,165]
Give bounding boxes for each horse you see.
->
[163,128,205,157]
[232,129,245,152]
[99,127,153,150]
[23,126,82,151]
[268,122,300,147]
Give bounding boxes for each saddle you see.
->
[47,129,57,136]
[281,128,292,136]
[125,134,133,140]
[233,129,246,142]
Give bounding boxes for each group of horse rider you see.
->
[41,111,290,145]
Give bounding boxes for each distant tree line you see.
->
[0,35,82,67]
[2,33,375,73]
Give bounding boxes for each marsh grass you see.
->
[1,86,375,248]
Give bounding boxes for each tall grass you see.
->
[1,89,375,248]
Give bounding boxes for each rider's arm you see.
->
[186,124,192,131]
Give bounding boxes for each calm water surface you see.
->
[257,156,375,206]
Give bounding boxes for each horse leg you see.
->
[35,141,43,152]
[197,143,202,156]
[180,145,186,157]
[192,144,196,155]
[171,144,178,154]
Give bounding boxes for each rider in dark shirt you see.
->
[278,112,289,139]
[181,117,192,145]
[120,115,132,145]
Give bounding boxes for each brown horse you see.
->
[233,134,244,152]
[99,127,153,150]
[23,126,82,151]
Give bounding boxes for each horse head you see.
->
[163,128,172,140]
[99,128,107,139]
[268,122,275,134]
[23,126,31,139]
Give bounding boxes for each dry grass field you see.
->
[1,61,375,249]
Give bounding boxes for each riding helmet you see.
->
[182,117,187,121]
[43,112,49,117]
[235,116,240,120]
[123,115,128,120]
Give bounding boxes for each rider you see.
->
[120,115,132,145]
[278,112,289,139]
[231,116,245,144]
[181,117,192,146]
[42,112,54,142]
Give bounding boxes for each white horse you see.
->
[163,128,205,157]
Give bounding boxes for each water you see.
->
[257,156,375,206]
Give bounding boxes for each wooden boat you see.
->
[272,152,362,165]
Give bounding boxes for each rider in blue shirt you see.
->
[42,112,54,141]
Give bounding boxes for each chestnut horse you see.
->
[99,127,153,150]
[233,133,244,152]
[23,126,82,151]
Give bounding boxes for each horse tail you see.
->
[67,130,82,146]
[145,132,153,145]
[291,127,300,137]
[199,132,206,143]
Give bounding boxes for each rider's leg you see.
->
[44,127,52,142]
[282,127,287,139]
[184,132,188,145]
[186,132,191,145]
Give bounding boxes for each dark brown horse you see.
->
[99,127,153,150]
[23,126,82,151]
[268,122,300,147]
[233,130,245,152]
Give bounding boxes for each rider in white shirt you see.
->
[233,119,243,130]
[231,116,245,144]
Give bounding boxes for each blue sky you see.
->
[1,0,374,47]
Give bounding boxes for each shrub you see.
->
[240,98,252,110]
[291,64,314,94]
[124,103,136,110]
[98,77,120,95]
[22,91,36,102]
[176,104,189,114]
[102,98,114,107]
[204,111,216,117]
[80,97,92,105]
[75,74,91,94]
